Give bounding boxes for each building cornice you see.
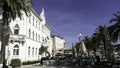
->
[30,8,42,21]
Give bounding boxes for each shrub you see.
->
[22,60,39,65]
[49,57,56,60]
[11,59,21,68]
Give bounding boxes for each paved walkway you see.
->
[22,63,80,68]
[7,63,80,68]
[23,65,80,68]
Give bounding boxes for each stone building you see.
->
[51,35,66,57]
[0,8,52,65]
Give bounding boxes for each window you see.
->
[36,33,37,41]
[32,47,34,56]
[28,47,30,56]
[36,19,37,28]
[45,38,47,43]
[29,15,31,23]
[33,16,34,26]
[47,36,49,40]
[42,37,44,42]
[39,35,41,42]
[33,31,34,40]
[36,48,37,56]
[38,34,40,42]
[13,45,19,55]
[42,25,44,31]
[38,22,40,29]
[29,29,31,38]
[14,24,19,34]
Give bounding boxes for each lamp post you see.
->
[78,33,82,42]
[78,33,83,67]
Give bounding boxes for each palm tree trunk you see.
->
[94,47,96,57]
[0,5,10,68]
[103,38,107,60]
[88,49,90,56]
[1,26,6,68]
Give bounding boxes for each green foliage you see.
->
[0,0,32,20]
[108,11,120,43]
[22,60,39,65]
[83,36,93,50]
[0,0,32,67]
[11,59,21,68]
[41,57,49,60]
[39,45,48,55]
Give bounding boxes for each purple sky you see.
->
[31,0,120,48]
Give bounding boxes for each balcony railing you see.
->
[9,34,25,41]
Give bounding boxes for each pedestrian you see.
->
[40,58,43,65]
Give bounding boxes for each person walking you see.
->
[40,58,43,65]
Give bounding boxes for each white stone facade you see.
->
[0,8,52,64]
[51,35,66,57]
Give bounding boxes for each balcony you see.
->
[9,34,25,42]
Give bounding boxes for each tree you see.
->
[95,25,107,57]
[39,45,50,58]
[0,0,32,67]
[93,25,113,60]
[75,42,80,58]
[108,11,120,43]
[72,43,77,58]
[83,36,92,56]
[91,34,100,56]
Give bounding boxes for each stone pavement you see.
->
[8,64,80,68]
[23,65,80,68]
[22,64,80,68]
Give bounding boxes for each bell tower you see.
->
[40,8,46,24]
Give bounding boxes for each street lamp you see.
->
[78,33,83,67]
[78,33,82,42]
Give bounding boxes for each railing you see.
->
[9,34,25,41]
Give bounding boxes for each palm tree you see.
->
[39,45,50,58]
[93,25,113,60]
[0,0,32,67]
[94,25,107,58]
[108,11,120,43]
[91,34,100,56]
[83,36,92,56]
[75,42,80,58]
[72,43,75,58]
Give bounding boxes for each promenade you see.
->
[8,64,80,68]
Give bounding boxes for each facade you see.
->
[39,9,53,57]
[51,35,66,57]
[0,8,52,65]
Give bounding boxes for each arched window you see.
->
[29,15,31,23]
[33,16,34,25]
[33,31,34,40]
[36,33,37,41]
[28,47,30,56]
[36,48,37,56]
[32,47,34,56]
[29,29,31,38]
[13,45,19,55]
[14,24,19,34]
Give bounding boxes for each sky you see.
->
[31,0,120,48]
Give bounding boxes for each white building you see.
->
[51,35,66,57]
[0,8,52,64]
[39,9,53,57]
